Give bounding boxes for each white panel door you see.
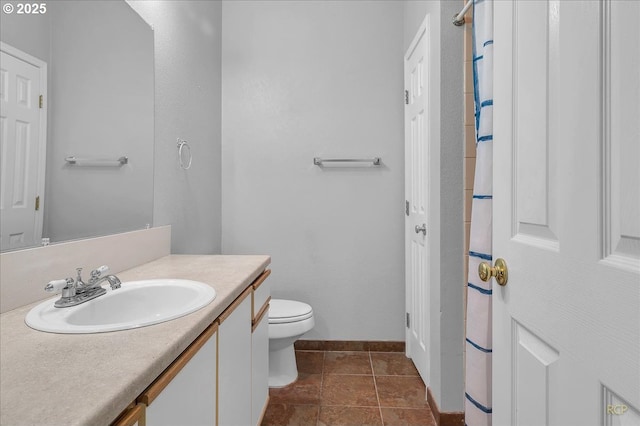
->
[404,16,430,383]
[493,1,640,425]
[0,44,46,251]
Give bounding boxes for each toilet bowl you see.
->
[268,299,314,388]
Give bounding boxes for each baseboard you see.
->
[294,340,405,352]
[427,387,465,426]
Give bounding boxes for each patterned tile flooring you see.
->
[262,351,437,426]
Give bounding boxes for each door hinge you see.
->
[405,90,409,105]
[406,312,410,328]
[39,95,43,109]
[35,196,40,211]
[405,200,410,216]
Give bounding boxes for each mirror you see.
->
[0,0,154,252]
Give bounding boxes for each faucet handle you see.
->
[45,278,73,293]
[90,265,109,278]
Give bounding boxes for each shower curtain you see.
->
[465,0,493,425]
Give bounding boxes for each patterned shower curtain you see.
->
[464,0,493,425]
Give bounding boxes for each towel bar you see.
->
[65,156,128,167]
[313,157,381,166]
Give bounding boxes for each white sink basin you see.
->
[25,279,216,334]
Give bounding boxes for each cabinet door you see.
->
[251,270,271,319]
[218,290,252,426]
[251,303,270,426]
[142,325,217,426]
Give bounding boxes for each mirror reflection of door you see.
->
[0,43,47,251]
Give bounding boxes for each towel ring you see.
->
[177,138,192,170]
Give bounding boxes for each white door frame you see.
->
[0,42,47,248]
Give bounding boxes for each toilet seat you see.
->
[269,299,313,324]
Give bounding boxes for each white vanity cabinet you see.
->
[111,268,272,426]
[251,308,269,425]
[137,323,217,426]
[218,268,272,426]
[251,271,271,425]
[218,286,253,426]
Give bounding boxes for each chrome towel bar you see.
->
[65,156,128,167]
[313,157,381,166]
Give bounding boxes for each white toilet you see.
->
[268,299,314,388]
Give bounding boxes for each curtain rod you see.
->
[453,0,473,26]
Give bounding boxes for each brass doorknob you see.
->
[478,258,508,286]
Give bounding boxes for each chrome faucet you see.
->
[45,265,121,308]
[77,266,122,292]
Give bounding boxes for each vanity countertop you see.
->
[0,254,271,426]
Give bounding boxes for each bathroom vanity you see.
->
[0,254,271,426]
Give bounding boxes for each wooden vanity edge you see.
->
[111,403,145,426]
[219,269,271,324]
[251,268,271,290]
[252,298,271,332]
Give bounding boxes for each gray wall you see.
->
[221,0,406,341]
[129,1,223,254]
[0,5,50,62]
[404,0,465,412]
[46,1,154,242]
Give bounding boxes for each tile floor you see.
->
[262,350,437,426]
